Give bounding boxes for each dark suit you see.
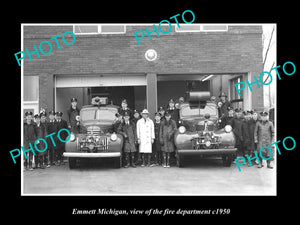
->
[67,106,80,134]
[55,119,68,162]
[46,119,57,164]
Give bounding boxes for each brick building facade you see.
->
[23,24,263,120]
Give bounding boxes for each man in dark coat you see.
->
[113,113,123,133]
[218,92,232,118]
[221,106,234,128]
[166,99,179,126]
[46,110,57,167]
[119,99,132,119]
[131,109,140,125]
[131,109,141,164]
[152,112,162,166]
[231,108,244,161]
[254,111,275,169]
[34,114,47,169]
[120,111,137,168]
[241,111,252,165]
[24,112,36,170]
[67,97,80,134]
[159,111,177,168]
[55,111,69,166]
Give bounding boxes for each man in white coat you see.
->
[136,109,155,167]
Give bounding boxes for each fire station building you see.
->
[23,24,263,120]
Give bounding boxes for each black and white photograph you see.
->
[20,22,277,196]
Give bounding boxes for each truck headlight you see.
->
[178,126,186,134]
[224,125,232,133]
[110,133,117,141]
[205,140,211,147]
[70,133,76,142]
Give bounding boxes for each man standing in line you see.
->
[55,111,69,166]
[136,109,155,167]
[46,110,57,167]
[218,92,232,118]
[67,97,80,134]
[166,99,179,126]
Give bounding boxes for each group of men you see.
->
[23,110,68,170]
[23,97,80,170]
[113,98,180,168]
[216,92,275,169]
[23,92,275,170]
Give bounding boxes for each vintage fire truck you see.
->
[174,91,237,167]
[63,97,123,169]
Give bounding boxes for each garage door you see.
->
[55,74,146,88]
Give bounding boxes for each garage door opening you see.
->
[157,74,210,108]
[56,86,146,122]
[54,74,147,121]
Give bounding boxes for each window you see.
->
[202,24,228,32]
[175,24,201,32]
[175,24,228,32]
[100,25,125,34]
[24,76,38,101]
[230,76,244,109]
[74,25,99,34]
[181,103,217,117]
[73,25,126,35]
[23,76,39,116]
[81,108,117,121]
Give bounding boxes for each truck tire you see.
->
[69,158,77,169]
[222,155,233,167]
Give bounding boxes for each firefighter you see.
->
[159,111,177,168]
[231,108,244,161]
[24,112,36,171]
[55,112,68,166]
[67,97,80,134]
[254,111,275,169]
[46,110,57,167]
[120,111,137,168]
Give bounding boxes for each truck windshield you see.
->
[81,108,117,121]
[181,103,217,117]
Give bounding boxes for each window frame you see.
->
[73,24,126,35]
[175,24,228,33]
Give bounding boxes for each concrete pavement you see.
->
[22,156,276,195]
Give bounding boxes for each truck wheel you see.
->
[222,155,233,167]
[69,158,77,169]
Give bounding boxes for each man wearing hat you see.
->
[119,99,132,118]
[158,106,166,122]
[136,109,155,167]
[46,110,57,167]
[220,106,234,128]
[218,92,232,118]
[120,111,137,168]
[55,111,68,166]
[24,111,36,170]
[131,109,141,126]
[166,99,179,126]
[113,112,123,133]
[34,114,47,169]
[67,97,80,134]
[231,108,245,163]
[159,111,177,168]
[254,111,275,169]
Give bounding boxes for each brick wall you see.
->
[23,25,263,110]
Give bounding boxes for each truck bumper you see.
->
[63,152,121,158]
[177,148,237,155]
